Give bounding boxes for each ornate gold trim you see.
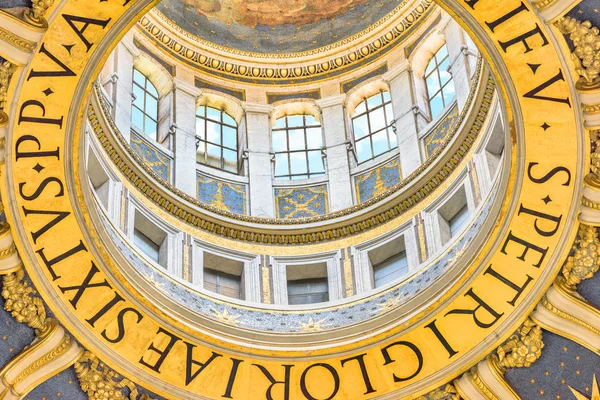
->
[1,268,50,335]
[11,334,71,389]
[22,0,53,29]
[541,296,600,336]
[139,0,436,83]
[0,243,16,259]
[470,369,500,400]
[531,0,558,11]
[0,27,36,52]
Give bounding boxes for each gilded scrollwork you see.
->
[74,351,151,400]
[1,267,51,335]
[556,17,600,87]
[561,224,600,289]
[494,318,544,370]
[0,59,16,125]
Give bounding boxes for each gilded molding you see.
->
[88,63,493,244]
[138,0,436,83]
[530,0,558,11]
[469,369,500,400]
[74,351,148,400]
[0,27,36,52]
[0,242,16,259]
[541,295,600,336]
[0,59,16,126]
[561,224,600,288]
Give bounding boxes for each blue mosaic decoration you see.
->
[274,185,329,219]
[424,103,460,158]
[266,89,321,104]
[354,157,402,203]
[195,78,246,101]
[197,174,246,214]
[130,131,171,181]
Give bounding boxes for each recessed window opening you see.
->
[286,262,329,305]
[87,149,110,210]
[196,105,239,173]
[272,114,325,180]
[438,187,470,245]
[133,211,167,267]
[131,69,159,139]
[425,44,456,119]
[484,117,505,178]
[369,236,408,288]
[202,252,244,300]
[352,90,397,164]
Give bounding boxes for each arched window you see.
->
[425,44,455,119]
[351,90,396,164]
[272,115,325,180]
[131,69,159,139]
[196,105,238,173]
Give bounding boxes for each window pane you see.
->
[372,129,389,156]
[426,74,441,98]
[439,58,451,84]
[430,94,444,119]
[287,115,304,127]
[425,59,436,76]
[131,107,144,130]
[206,106,221,122]
[222,126,237,149]
[308,150,324,173]
[274,153,289,176]
[355,138,372,163]
[437,45,448,60]
[222,112,236,126]
[144,117,157,137]
[369,107,386,133]
[206,121,221,144]
[206,143,221,164]
[367,93,383,109]
[388,128,398,148]
[274,117,286,129]
[196,106,206,117]
[305,115,318,126]
[146,82,158,98]
[223,149,237,170]
[132,85,145,108]
[133,229,159,262]
[291,174,308,180]
[133,69,144,85]
[196,118,205,140]
[382,91,391,102]
[272,130,287,152]
[288,129,305,151]
[306,127,322,149]
[145,95,158,119]
[290,152,308,175]
[352,115,369,139]
[355,101,366,115]
[449,204,470,237]
[442,79,456,103]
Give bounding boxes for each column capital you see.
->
[316,93,346,109]
[244,102,273,114]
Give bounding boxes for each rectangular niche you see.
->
[437,186,470,245]
[286,262,329,305]
[369,236,409,289]
[133,210,168,268]
[203,253,245,300]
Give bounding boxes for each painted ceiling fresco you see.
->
[155,0,404,54]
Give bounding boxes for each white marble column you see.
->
[444,20,472,110]
[172,77,199,196]
[385,60,423,178]
[317,94,353,210]
[245,103,275,218]
[111,35,137,141]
